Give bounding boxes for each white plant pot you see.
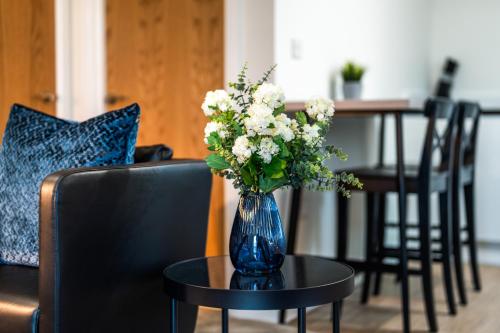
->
[343,82,362,100]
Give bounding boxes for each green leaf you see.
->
[205,154,230,170]
[240,159,258,186]
[273,104,285,116]
[296,111,307,126]
[273,137,290,158]
[259,175,288,193]
[207,132,221,147]
[263,158,286,179]
[232,122,243,136]
[247,158,258,175]
[240,167,254,186]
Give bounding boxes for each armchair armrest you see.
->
[38,160,211,333]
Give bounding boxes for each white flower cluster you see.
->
[274,114,296,142]
[258,137,280,163]
[202,81,336,169]
[243,83,295,143]
[201,89,237,116]
[302,124,321,146]
[305,97,335,121]
[204,121,227,143]
[253,83,285,109]
[244,104,275,137]
[232,135,255,164]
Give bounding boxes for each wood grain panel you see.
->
[0,0,56,134]
[106,0,224,255]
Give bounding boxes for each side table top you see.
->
[163,255,355,310]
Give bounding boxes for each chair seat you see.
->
[0,265,39,333]
[338,164,448,193]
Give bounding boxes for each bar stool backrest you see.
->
[456,101,481,169]
[419,98,457,185]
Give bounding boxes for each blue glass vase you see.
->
[229,192,286,275]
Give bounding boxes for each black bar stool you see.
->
[337,98,458,332]
[372,101,482,307]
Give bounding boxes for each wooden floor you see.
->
[195,264,500,332]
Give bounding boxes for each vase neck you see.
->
[241,192,275,202]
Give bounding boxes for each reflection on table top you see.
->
[286,99,500,116]
[163,255,353,291]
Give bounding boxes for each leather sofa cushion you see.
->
[0,265,39,333]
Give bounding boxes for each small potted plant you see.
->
[202,64,361,275]
[341,61,365,99]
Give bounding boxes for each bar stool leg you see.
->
[452,176,468,305]
[337,194,349,261]
[419,191,438,332]
[464,182,482,291]
[439,191,457,314]
[297,308,306,333]
[395,114,410,333]
[221,308,228,333]
[361,192,376,304]
[332,302,340,333]
[169,298,178,333]
[373,193,386,296]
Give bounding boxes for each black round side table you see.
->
[163,255,354,333]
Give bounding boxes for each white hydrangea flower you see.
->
[305,97,335,121]
[274,114,295,142]
[204,121,227,143]
[247,103,274,118]
[302,124,322,146]
[253,83,285,109]
[258,137,280,164]
[244,116,274,137]
[232,135,255,164]
[201,89,237,116]
[244,103,275,137]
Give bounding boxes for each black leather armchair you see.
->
[0,147,211,333]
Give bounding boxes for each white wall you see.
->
[429,0,500,250]
[56,0,106,121]
[275,0,430,101]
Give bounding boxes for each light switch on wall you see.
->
[291,38,303,60]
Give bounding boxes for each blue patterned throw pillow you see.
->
[0,103,140,266]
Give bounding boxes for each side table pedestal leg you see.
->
[332,302,340,333]
[169,298,178,333]
[222,308,229,333]
[298,308,306,333]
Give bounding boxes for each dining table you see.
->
[284,99,500,333]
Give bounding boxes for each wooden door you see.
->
[106,0,224,255]
[0,0,56,133]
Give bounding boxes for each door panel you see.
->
[106,0,224,255]
[0,0,56,133]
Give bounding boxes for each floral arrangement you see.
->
[202,65,361,195]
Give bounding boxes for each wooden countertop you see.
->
[286,99,500,116]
